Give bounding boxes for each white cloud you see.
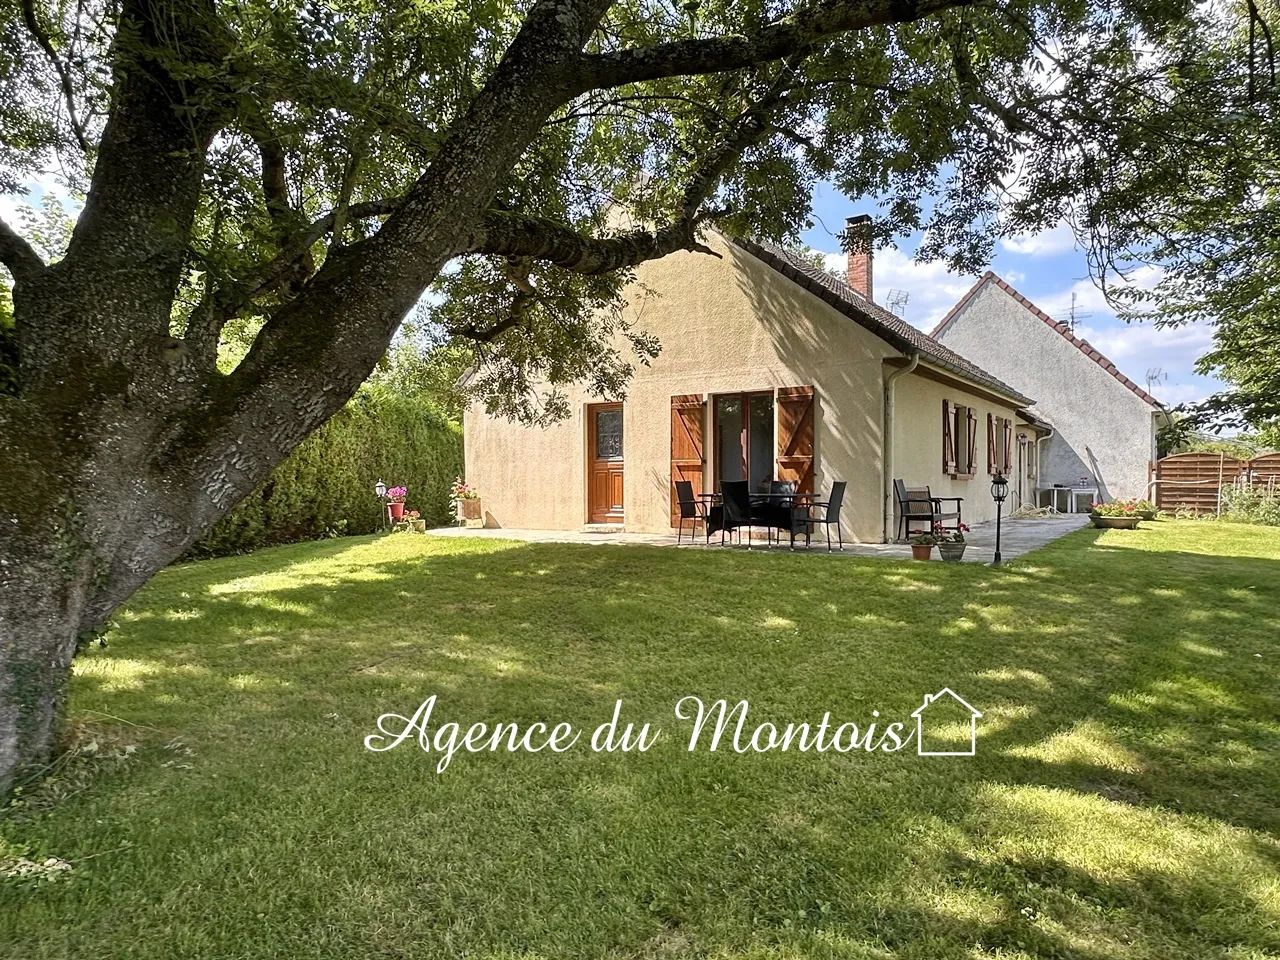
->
[1156,381,1218,406]
[999,222,1077,257]
[1074,319,1214,365]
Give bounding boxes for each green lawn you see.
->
[2,521,1278,959]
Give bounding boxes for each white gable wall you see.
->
[933,282,1158,501]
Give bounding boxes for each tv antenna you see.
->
[1145,367,1167,394]
[1051,291,1093,334]
[885,289,910,317]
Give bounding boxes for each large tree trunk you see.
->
[0,0,617,794]
[0,541,92,793]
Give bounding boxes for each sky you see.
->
[799,183,1223,410]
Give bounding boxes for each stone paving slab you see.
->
[427,514,1090,564]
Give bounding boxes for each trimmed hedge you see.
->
[190,390,462,558]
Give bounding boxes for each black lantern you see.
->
[990,473,1008,564]
[374,480,388,531]
[990,474,1008,504]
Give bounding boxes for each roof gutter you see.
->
[883,351,921,542]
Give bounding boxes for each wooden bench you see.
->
[893,479,963,541]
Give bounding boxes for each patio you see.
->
[427,513,1089,563]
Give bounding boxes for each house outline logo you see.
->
[911,688,982,757]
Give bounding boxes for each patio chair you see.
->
[762,480,797,545]
[805,481,847,552]
[719,480,754,547]
[893,479,962,541]
[674,480,712,545]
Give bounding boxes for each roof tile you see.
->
[727,235,1033,406]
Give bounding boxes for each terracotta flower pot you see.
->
[1090,514,1140,529]
[388,502,405,521]
[461,499,482,521]
[937,542,967,562]
[911,543,933,561]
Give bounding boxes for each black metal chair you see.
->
[761,480,797,545]
[719,480,754,547]
[674,480,711,544]
[805,481,847,551]
[893,479,962,541]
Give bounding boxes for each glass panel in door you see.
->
[748,394,775,493]
[715,396,744,486]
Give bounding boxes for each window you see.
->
[594,408,623,459]
[987,414,1015,476]
[943,400,978,478]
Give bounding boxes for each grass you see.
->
[2,520,1278,959]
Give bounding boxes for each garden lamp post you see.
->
[375,480,387,531]
[990,473,1008,565]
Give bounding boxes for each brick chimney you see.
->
[845,214,873,301]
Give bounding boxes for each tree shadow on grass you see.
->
[15,525,1279,958]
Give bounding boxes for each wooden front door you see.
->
[587,403,624,523]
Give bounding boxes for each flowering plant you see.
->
[449,477,479,502]
[385,486,407,503]
[406,510,420,520]
[909,530,939,545]
[934,521,970,544]
[1090,499,1138,517]
[1132,499,1157,513]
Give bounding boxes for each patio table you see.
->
[698,491,817,541]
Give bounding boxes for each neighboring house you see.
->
[463,219,1037,542]
[932,273,1168,503]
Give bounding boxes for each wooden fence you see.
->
[1150,452,1280,514]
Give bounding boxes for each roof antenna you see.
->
[885,289,910,317]
[1051,291,1092,334]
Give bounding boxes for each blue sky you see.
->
[799,183,1223,409]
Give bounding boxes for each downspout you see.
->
[883,352,921,542]
[1035,426,1054,503]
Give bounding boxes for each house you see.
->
[911,688,982,757]
[463,217,1038,542]
[931,273,1168,504]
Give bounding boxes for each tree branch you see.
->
[184,196,403,357]
[0,214,47,286]
[575,0,973,92]
[460,60,802,277]
[18,0,91,152]
[464,212,715,274]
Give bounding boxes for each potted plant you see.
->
[450,477,483,526]
[1132,499,1158,520]
[406,510,426,533]
[909,530,937,560]
[385,485,407,522]
[935,522,970,562]
[1090,500,1141,529]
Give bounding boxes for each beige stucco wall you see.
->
[463,232,1029,541]
[890,371,1027,529]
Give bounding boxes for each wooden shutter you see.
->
[1003,418,1014,474]
[987,414,997,475]
[967,409,978,476]
[670,395,706,526]
[777,386,815,493]
[942,400,955,475]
